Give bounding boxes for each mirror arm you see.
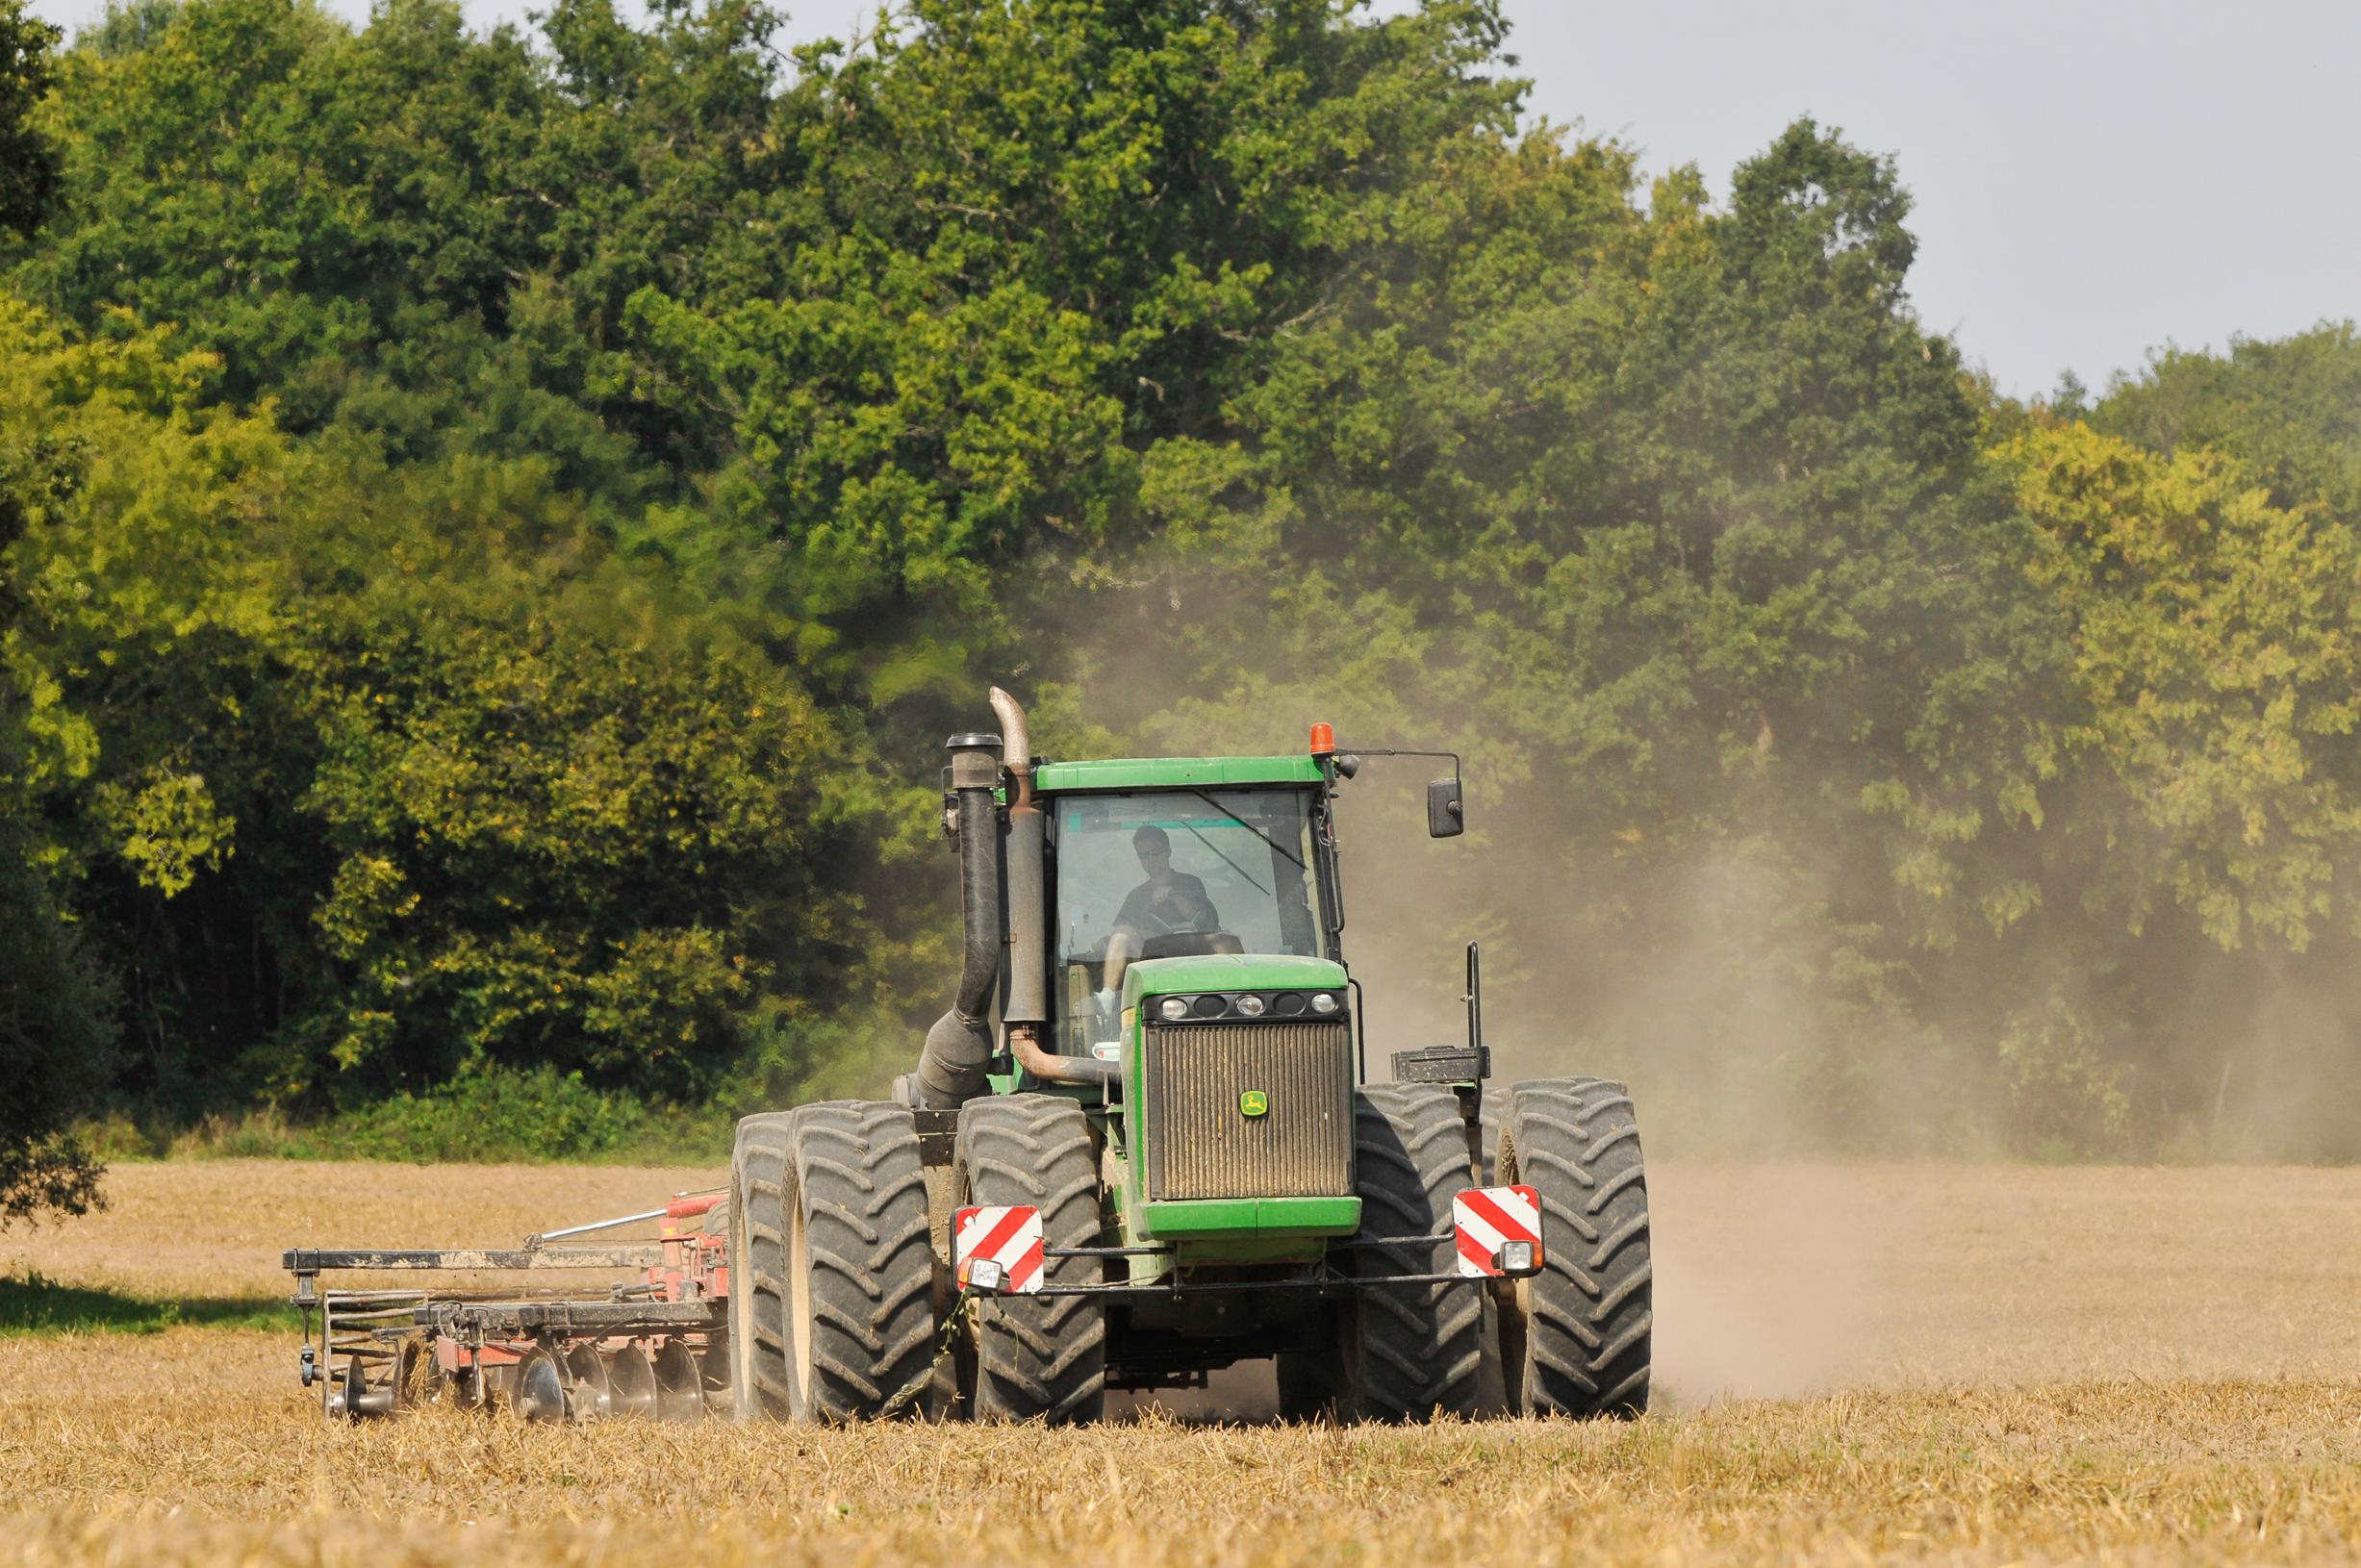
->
[1331,746,1461,789]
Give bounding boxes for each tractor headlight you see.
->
[1233,994,1267,1018]
[1310,992,1340,1016]
[1158,996,1192,1021]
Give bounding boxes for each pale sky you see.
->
[27,0,2360,398]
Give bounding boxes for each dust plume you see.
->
[1018,639,2361,1396]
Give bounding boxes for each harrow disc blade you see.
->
[510,1348,571,1424]
[564,1345,611,1421]
[653,1340,705,1422]
[604,1346,658,1420]
[332,1354,395,1420]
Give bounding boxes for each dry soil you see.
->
[3,1159,2358,1566]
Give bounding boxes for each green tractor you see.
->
[726,688,1652,1423]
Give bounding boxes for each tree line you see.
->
[5,0,2360,1213]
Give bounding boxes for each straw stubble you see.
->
[6,1159,2360,1565]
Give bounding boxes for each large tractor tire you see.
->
[727,1101,941,1423]
[1495,1076,1652,1418]
[1295,1082,1484,1424]
[952,1093,1106,1424]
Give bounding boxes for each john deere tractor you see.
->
[726,688,1652,1424]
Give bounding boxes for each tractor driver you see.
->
[1095,825,1223,1013]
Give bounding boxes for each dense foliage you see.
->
[4,0,2358,1195]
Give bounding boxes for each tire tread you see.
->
[1498,1076,1652,1418]
[954,1094,1106,1424]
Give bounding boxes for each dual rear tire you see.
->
[727,1093,1106,1424]
[1279,1083,1487,1423]
[727,1101,941,1422]
[952,1093,1107,1424]
[1495,1076,1653,1417]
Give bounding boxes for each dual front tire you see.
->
[1495,1076,1654,1418]
[726,1093,1106,1425]
[1279,1082,1486,1422]
[1282,1076,1654,1423]
[726,1101,940,1423]
[952,1093,1108,1424]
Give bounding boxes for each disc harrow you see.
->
[286,1193,730,1423]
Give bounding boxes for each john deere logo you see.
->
[1239,1090,1270,1118]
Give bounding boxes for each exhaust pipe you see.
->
[992,687,1047,1030]
[990,687,1118,1090]
[908,729,1003,1110]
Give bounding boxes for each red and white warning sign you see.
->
[1453,1184,1544,1277]
[952,1204,1045,1295]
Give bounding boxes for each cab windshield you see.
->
[1051,788,1325,1050]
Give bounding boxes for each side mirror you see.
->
[1426,777,1464,838]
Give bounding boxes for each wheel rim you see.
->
[788,1182,815,1416]
[728,1171,753,1418]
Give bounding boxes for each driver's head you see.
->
[1132,824,1172,873]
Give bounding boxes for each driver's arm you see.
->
[1180,873,1219,930]
[1112,880,1155,935]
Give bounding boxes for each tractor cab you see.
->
[1035,762,1335,1058]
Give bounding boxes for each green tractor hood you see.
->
[1116,952,1358,1249]
[1121,952,1347,1005]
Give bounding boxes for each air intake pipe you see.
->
[909,730,1003,1109]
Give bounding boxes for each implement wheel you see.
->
[952,1094,1105,1424]
[727,1102,940,1423]
[1496,1076,1653,1417]
[1323,1083,1485,1423]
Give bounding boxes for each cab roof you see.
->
[1031,756,1323,792]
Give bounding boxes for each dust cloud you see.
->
[1020,628,2361,1400]
[1645,1162,1888,1403]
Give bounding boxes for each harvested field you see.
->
[7,1159,723,1301]
[6,1159,2361,1565]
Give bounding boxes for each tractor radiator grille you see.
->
[1141,1021,1354,1201]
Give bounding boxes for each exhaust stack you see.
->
[992,687,1048,1030]
[990,687,1118,1088]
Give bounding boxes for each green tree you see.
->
[0,810,114,1225]
[623,0,1527,701]
[0,283,114,1226]
[0,0,60,242]
[2096,323,2361,518]
[0,291,873,1117]
[1043,115,2014,1144]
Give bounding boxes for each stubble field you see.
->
[5,1158,2360,1565]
